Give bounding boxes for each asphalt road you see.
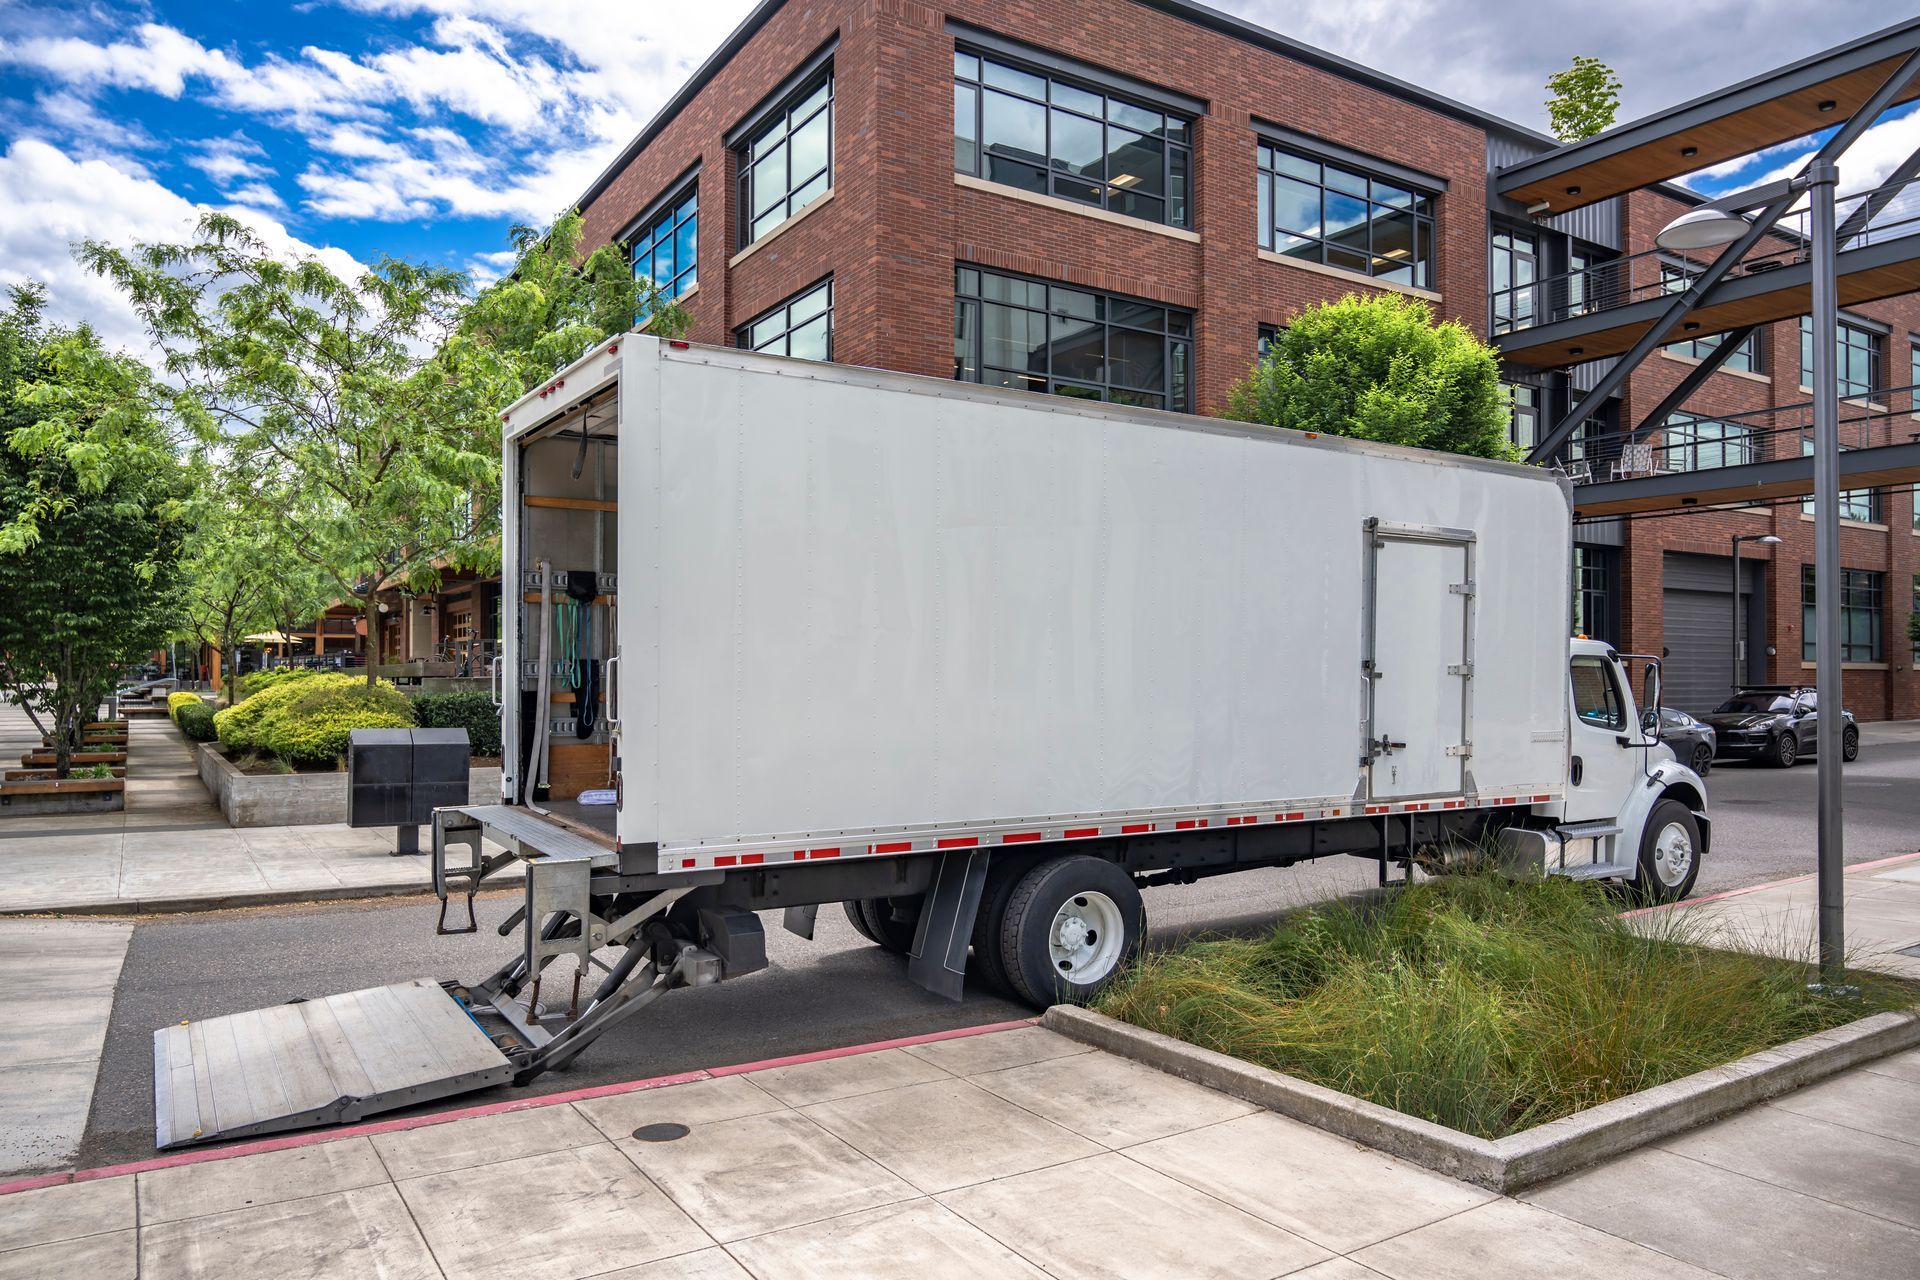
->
[76,734,1920,1170]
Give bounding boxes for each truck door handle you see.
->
[1373,736,1407,755]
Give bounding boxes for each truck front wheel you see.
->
[1636,798,1701,903]
[995,855,1143,1008]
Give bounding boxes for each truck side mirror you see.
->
[1640,662,1662,732]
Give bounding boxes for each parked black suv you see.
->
[1703,685,1859,768]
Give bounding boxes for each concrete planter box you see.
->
[1046,1004,1920,1193]
[0,776,125,817]
[198,742,501,827]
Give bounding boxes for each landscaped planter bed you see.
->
[1069,875,1918,1191]
[198,741,501,827]
[0,775,125,816]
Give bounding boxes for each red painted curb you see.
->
[0,1016,1041,1197]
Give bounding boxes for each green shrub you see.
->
[213,676,307,750]
[72,762,117,779]
[175,701,218,742]
[258,678,416,766]
[166,690,202,720]
[410,691,501,757]
[230,667,322,704]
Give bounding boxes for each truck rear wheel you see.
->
[851,896,921,953]
[995,855,1143,1008]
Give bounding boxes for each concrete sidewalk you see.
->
[1648,850,1920,981]
[0,708,513,915]
[4,1018,1916,1279]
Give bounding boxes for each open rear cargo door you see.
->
[153,978,513,1149]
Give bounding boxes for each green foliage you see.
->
[261,678,416,766]
[70,762,117,779]
[0,284,189,776]
[1097,873,1912,1139]
[1545,55,1623,142]
[214,671,415,765]
[454,210,686,396]
[410,690,501,756]
[80,213,503,685]
[177,475,329,696]
[175,701,218,742]
[1225,294,1516,461]
[166,690,202,719]
[231,666,322,704]
[1908,609,1919,646]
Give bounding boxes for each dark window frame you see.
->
[953,46,1191,229]
[628,180,699,323]
[735,277,833,361]
[953,264,1192,412]
[1802,565,1883,664]
[1799,314,1883,398]
[1260,142,1435,289]
[1490,226,1539,334]
[735,68,834,249]
[1661,412,1756,472]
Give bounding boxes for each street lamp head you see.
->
[1656,206,1751,251]
[1757,534,1782,545]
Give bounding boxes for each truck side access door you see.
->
[1360,518,1475,801]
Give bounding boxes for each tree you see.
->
[1546,56,1623,142]
[0,286,188,775]
[1224,293,1517,461]
[176,476,327,698]
[451,208,688,396]
[82,214,505,685]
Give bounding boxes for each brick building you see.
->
[569,0,1920,719]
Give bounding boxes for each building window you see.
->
[953,265,1192,411]
[1665,329,1762,373]
[1662,413,1755,471]
[1502,381,1540,453]
[1257,324,1280,361]
[1567,243,1620,316]
[630,185,697,321]
[1260,144,1433,288]
[1572,547,1615,644]
[1800,438,1879,522]
[738,72,832,247]
[737,279,832,361]
[1802,566,1882,663]
[1913,574,1920,663]
[1490,229,1538,334]
[954,49,1190,227]
[1800,316,1881,398]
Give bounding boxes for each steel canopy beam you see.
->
[1569,438,1920,518]
[1526,46,1920,466]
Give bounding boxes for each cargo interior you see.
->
[515,387,618,841]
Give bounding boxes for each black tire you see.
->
[1636,797,1701,903]
[841,900,879,944]
[1688,742,1713,776]
[1842,727,1860,762]
[968,855,1037,997]
[855,896,921,954]
[996,855,1143,1009]
[1771,731,1798,768]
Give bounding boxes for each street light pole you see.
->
[1806,157,1846,987]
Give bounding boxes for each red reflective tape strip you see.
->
[681,857,696,869]
[1173,819,1198,830]
[740,853,765,865]
[1533,794,1553,803]
[1003,832,1042,844]
[1365,805,1388,815]
[1063,827,1099,840]
[1120,823,1153,835]
[805,847,841,859]
[871,842,910,854]
[714,855,737,867]
[937,837,979,849]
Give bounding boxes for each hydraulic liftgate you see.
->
[152,806,725,1149]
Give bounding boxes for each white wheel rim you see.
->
[1048,891,1125,985]
[1651,822,1693,887]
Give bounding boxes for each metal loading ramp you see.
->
[153,979,514,1149]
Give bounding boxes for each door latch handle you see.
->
[1372,735,1407,755]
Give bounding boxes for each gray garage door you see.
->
[1662,587,1733,714]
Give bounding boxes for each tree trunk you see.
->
[364,593,381,686]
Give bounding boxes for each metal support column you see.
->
[1806,158,1846,986]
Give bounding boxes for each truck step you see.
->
[153,979,514,1149]
[1556,821,1623,839]
[1558,860,1637,881]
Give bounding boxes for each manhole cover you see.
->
[632,1123,691,1142]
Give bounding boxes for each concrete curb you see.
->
[1043,1003,1920,1192]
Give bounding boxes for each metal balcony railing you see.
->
[1552,382,1920,487]
[1491,180,1920,335]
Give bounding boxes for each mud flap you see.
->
[906,848,989,1001]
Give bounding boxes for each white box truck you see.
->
[153,336,1709,1148]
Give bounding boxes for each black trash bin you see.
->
[348,727,470,854]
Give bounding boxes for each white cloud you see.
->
[189,135,273,185]
[0,138,365,354]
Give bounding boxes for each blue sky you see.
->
[2,0,1916,351]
